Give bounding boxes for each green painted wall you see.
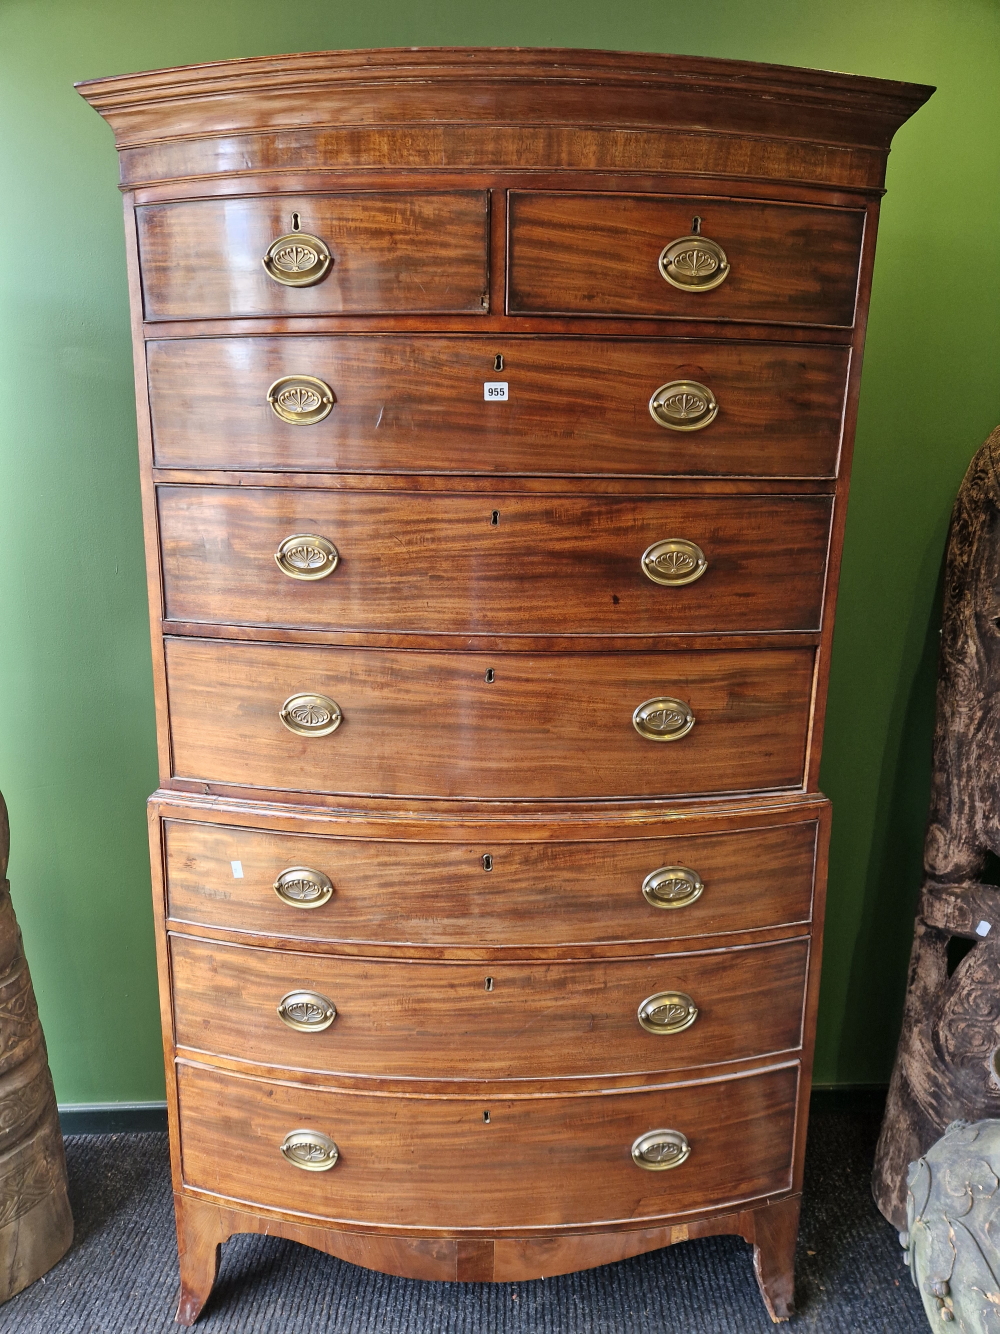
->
[1,0,997,1104]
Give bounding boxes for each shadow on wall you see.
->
[836,525,949,1082]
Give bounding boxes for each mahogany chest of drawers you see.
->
[79,48,931,1324]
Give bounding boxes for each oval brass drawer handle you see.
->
[642,865,704,910]
[280,693,343,737]
[632,697,695,742]
[279,1129,339,1171]
[275,534,340,581]
[263,232,332,287]
[637,990,699,1035]
[273,866,334,909]
[268,375,335,425]
[277,990,337,1032]
[642,539,707,587]
[631,1129,691,1171]
[658,235,729,292]
[649,380,718,432]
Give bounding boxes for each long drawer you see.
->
[164,639,814,799]
[137,192,490,320]
[507,192,864,326]
[158,487,833,636]
[146,336,849,477]
[176,1060,798,1229]
[162,814,818,947]
[171,933,807,1079]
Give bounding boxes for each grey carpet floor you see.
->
[4,1097,926,1332]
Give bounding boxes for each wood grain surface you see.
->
[157,487,833,636]
[137,192,489,320]
[507,193,865,326]
[168,1188,801,1300]
[0,791,73,1303]
[74,42,933,1317]
[162,813,818,949]
[78,47,933,196]
[163,638,815,800]
[146,335,849,477]
[170,932,807,1079]
[176,1058,798,1230]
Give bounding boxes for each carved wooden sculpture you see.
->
[874,425,1000,1228]
[0,791,72,1302]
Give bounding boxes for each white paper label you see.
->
[484,381,508,401]
[977,919,992,937]
[231,860,244,879]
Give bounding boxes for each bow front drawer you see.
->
[163,812,819,947]
[175,1060,797,1229]
[158,487,833,636]
[170,933,807,1080]
[146,335,849,477]
[507,193,864,327]
[136,192,490,320]
[163,639,813,799]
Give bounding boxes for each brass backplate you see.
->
[648,380,718,432]
[641,539,708,586]
[277,990,337,1033]
[273,866,334,909]
[279,1129,340,1171]
[279,693,343,737]
[631,1129,691,1171]
[263,232,332,286]
[641,865,705,910]
[632,697,695,742]
[657,234,729,291]
[637,990,699,1035]
[267,375,335,425]
[275,534,340,580]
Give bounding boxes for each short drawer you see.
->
[147,335,849,477]
[162,814,818,947]
[171,934,807,1079]
[136,193,489,320]
[508,193,864,326]
[164,639,814,800]
[176,1060,798,1229]
[158,487,833,636]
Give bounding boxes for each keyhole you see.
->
[691,215,702,234]
[482,854,493,872]
[291,212,301,231]
[490,510,500,526]
[484,977,494,991]
[485,668,495,684]
[493,353,504,372]
[483,1110,491,1123]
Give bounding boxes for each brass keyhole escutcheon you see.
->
[275,534,339,580]
[263,232,332,286]
[637,990,699,1035]
[657,234,729,291]
[273,866,334,909]
[279,1129,339,1171]
[649,380,718,432]
[632,697,695,742]
[631,1129,691,1171]
[642,866,704,910]
[277,990,337,1033]
[642,539,707,587]
[268,375,335,425]
[279,693,343,737]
